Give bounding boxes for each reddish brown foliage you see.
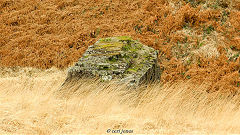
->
[0,0,239,93]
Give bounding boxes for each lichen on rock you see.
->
[63,36,161,87]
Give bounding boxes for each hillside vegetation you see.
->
[0,0,240,134]
[0,0,239,93]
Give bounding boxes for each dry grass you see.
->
[0,68,240,134]
[0,0,239,133]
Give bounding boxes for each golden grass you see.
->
[0,68,240,134]
[0,0,239,133]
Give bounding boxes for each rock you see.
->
[62,36,161,87]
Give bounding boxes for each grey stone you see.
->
[62,36,161,87]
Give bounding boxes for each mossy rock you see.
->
[63,36,161,87]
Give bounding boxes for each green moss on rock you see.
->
[63,36,161,87]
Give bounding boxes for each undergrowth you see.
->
[0,0,239,93]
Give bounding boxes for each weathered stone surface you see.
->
[63,36,161,87]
